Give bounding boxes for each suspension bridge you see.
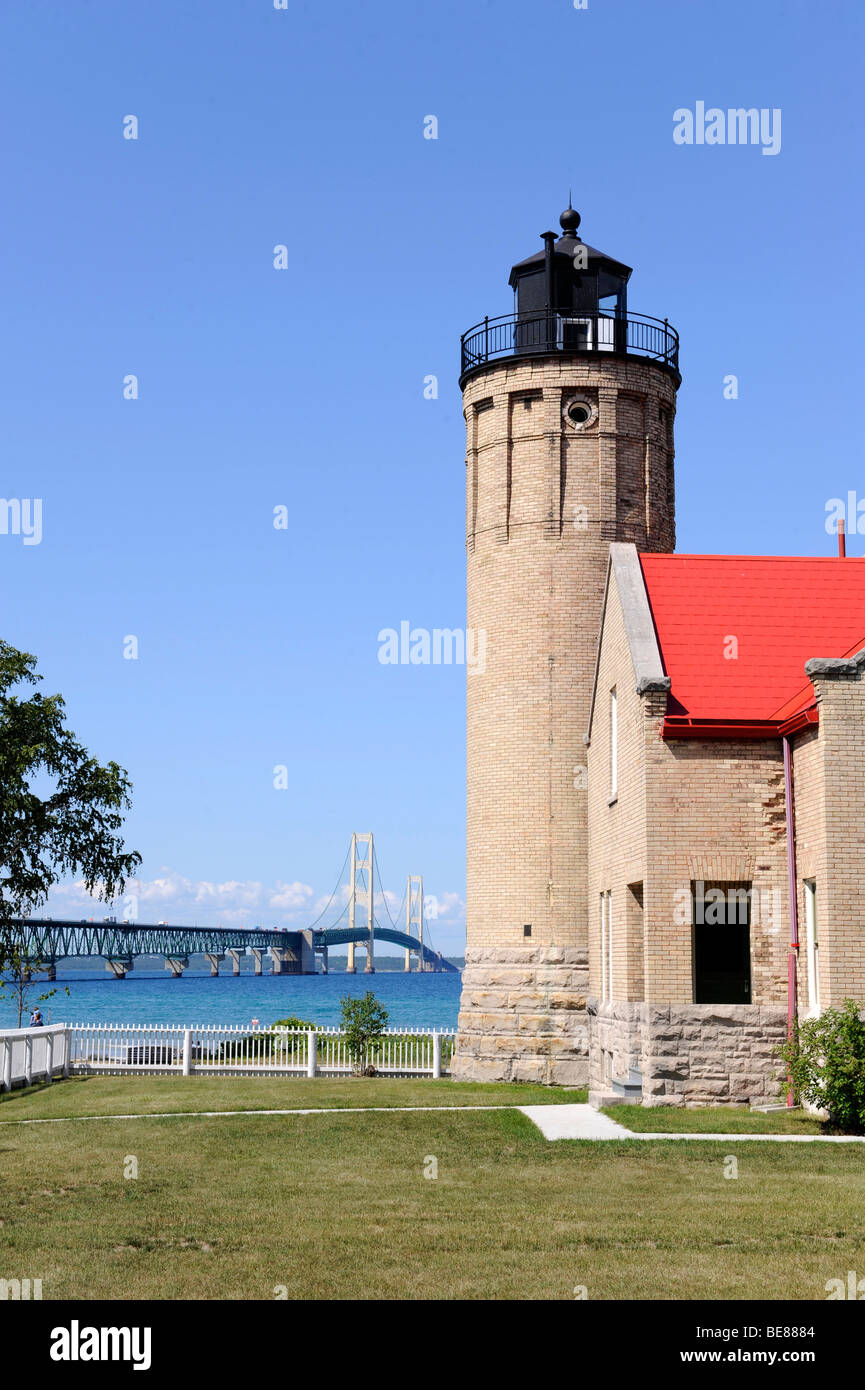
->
[12,833,458,978]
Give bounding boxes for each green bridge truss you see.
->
[11,920,457,972]
[316,926,457,971]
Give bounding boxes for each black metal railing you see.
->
[460,309,679,380]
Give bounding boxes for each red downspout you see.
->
[783,734,800,1105]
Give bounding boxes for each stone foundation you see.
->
[588,998,787,1107]
[452,946,589,1085]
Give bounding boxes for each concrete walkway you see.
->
[520,1104,632,1139]
[517,1102,865,1143]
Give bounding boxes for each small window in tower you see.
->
[523,924,532,938]
[564,396,596,431]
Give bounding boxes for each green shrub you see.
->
[340,991,389,1075]
[779,999,865,1133]
[216,1016,318,1062]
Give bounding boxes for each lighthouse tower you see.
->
[452,204,680,1084]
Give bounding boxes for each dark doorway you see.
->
[692,881,751,1004]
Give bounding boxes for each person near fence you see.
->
[29,1007,44,1027]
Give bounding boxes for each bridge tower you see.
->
[452,202,680,1084]
[405,875,423,971]
[346,831,375,974]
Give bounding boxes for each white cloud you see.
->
[268,881,315,911]
[41,872,466,952]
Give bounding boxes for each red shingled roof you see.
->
[638,555,865,738]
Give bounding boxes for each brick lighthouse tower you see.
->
[452,204,681,1084]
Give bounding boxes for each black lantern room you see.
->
[459,201,679,383]
[509,203,630,321]
[508,203,630,355]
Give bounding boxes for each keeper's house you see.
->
[586,545,865,1107]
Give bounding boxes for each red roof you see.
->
[638,555,865,737]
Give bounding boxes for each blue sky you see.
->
[1,0,863,955]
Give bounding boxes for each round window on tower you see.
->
[563,396,596,431]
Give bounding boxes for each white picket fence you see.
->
[61,1023,456,1079]
[0,1023,70,1090]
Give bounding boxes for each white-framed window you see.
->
[609,687,618,801]
[600,890,613,1001]
[555,314,615,352]
[804,879,820,1015]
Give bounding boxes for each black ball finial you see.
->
[560,203,581,235]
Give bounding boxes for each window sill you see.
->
[608,795,618,807]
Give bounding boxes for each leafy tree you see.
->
[0,940,69,1027]
[780,999,865,1133]
[340,990,389,1076]
[0,641,141,974]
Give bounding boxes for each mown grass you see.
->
[0,1079,864,1299]
[0,1075,583,1121]
[603,1104,826,1135]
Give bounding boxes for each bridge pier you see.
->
[346,941,356,973]
[205,953,225,977]
[364,939,375,974]
[300,930,316,974]
[269,947,295,975]
[106,958,133,979]
[320,946,328,975]
[165,956,188,978]
[227,949,243,976]
[251,949,264,976]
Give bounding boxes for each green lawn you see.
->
[1,1077,864,1299]
[0,1074,583,1120]
[602,1103,826,1135]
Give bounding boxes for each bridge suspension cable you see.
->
[304,840,352,932]
[373,844,403,930]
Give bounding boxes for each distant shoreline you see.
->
[7,953,465,978]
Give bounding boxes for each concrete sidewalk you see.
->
[520,1104,633,1139]
[518,1102,865,1143]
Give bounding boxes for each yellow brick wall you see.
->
[587,575,789,1008]
[464,356,676,956]
[456,350,678,1083]
[803,672,865,1004]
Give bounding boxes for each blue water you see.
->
[2,961,463,1030]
